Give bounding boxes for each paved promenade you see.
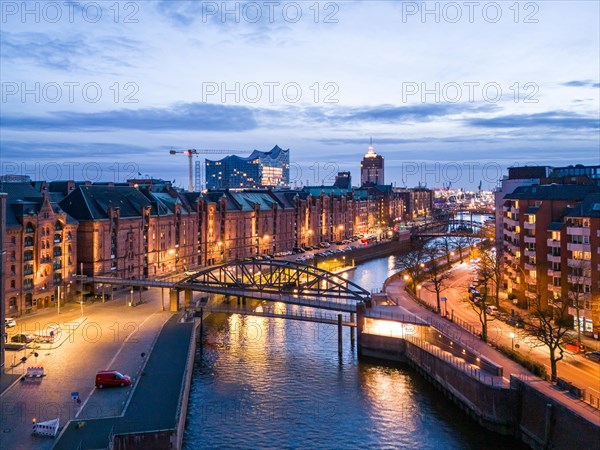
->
[0,288,175,450]
[384,275,600,427]
[53,316,194,449]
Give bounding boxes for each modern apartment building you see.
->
[501,183,600,337]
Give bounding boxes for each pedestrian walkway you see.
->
[384,275,600,425]
[53,315,195,449]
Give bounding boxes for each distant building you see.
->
[334,172,352,189]
[360,141,384,186]
[0,175,31,183]
[205,145,290,190]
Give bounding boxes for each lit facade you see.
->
[360,142,384,186]
[501,183,600,336]
[205,145,290,190]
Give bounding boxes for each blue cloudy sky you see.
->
[1,0,599,189]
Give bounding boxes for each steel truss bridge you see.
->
[411,219,488,238]
[79,260,372,313]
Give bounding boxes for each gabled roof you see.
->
[60,185,152,221]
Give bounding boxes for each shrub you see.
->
[496,344,547,380]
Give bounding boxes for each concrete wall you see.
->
[357,330,600,448]
[511,376,600,450]
[404,341,517,435]
[114,431,173,450]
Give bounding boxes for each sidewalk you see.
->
[384,275,600,425]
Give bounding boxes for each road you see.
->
[0,287,175,450]
[419,261,600,400]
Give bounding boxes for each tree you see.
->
[478,249,502,307]
[422,243,452,314]
[395,239,427,293]
[567,259,590,343]
[524,292,572,382]
[454,232,476,263]
[467,259,498,343]
[440,236,454,267]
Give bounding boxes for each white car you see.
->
[486,306,498,315]
[5,318,16,328]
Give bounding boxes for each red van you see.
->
[95,370,132,388]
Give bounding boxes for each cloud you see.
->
[561,80,600,88]
[466,111,600,130]
[0,103,259,132]
[0,31,141,72]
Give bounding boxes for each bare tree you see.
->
[478,249,502,307]
[395,239,427,293]
[567,259,589,344]
[454,232,476,263]
[467,258,498,342]
[422,243,452,314]
[524,292,572,382]
[440,236,454,267]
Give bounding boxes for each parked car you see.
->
[564,342,586,354]
[95,370,132,388]
[11,333,34,344]
[5,317,16,328]
[486,305,498,316]
[584,351,600,363]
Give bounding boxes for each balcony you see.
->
[525,290,538,299]
[567,274,591,285]
[567,258,591,269]
[504,217,518,227]
[524,248,536,258]
[566,226,590,236]
[547,268,561,278]
[524,235,536,244]
[546,239,560,248]
[524,262,536,272]
[567,242,591,252]
[524,221,536,230]
[547,254,561,263]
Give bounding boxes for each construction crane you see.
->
[169,148,251,192]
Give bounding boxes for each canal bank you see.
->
[355,274,600,450]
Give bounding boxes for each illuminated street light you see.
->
[510,331,515,350]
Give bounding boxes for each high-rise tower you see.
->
[360,138,384,186]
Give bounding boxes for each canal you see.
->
[184,233,522,448]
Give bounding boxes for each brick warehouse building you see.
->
[1,179,434,316]
[2,182,78,316]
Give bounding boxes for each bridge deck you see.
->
[196,305,356,327]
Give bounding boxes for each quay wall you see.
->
[357,320,600,449]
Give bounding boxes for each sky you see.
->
[1,0,599,190]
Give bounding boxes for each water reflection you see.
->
[184,249,522,450]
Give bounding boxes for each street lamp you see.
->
[416,284,422,299]
[129,288,134,307]
[510,331,515,350]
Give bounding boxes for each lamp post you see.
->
[510,331,515,350]
[129,288,134,307]
[416,284,422,299]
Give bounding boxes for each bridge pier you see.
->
[338,314,342,354]
[350,313,355,347]
[169,288,180,312]
[184,289,193,309]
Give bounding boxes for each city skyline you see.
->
[1,1,599,189]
